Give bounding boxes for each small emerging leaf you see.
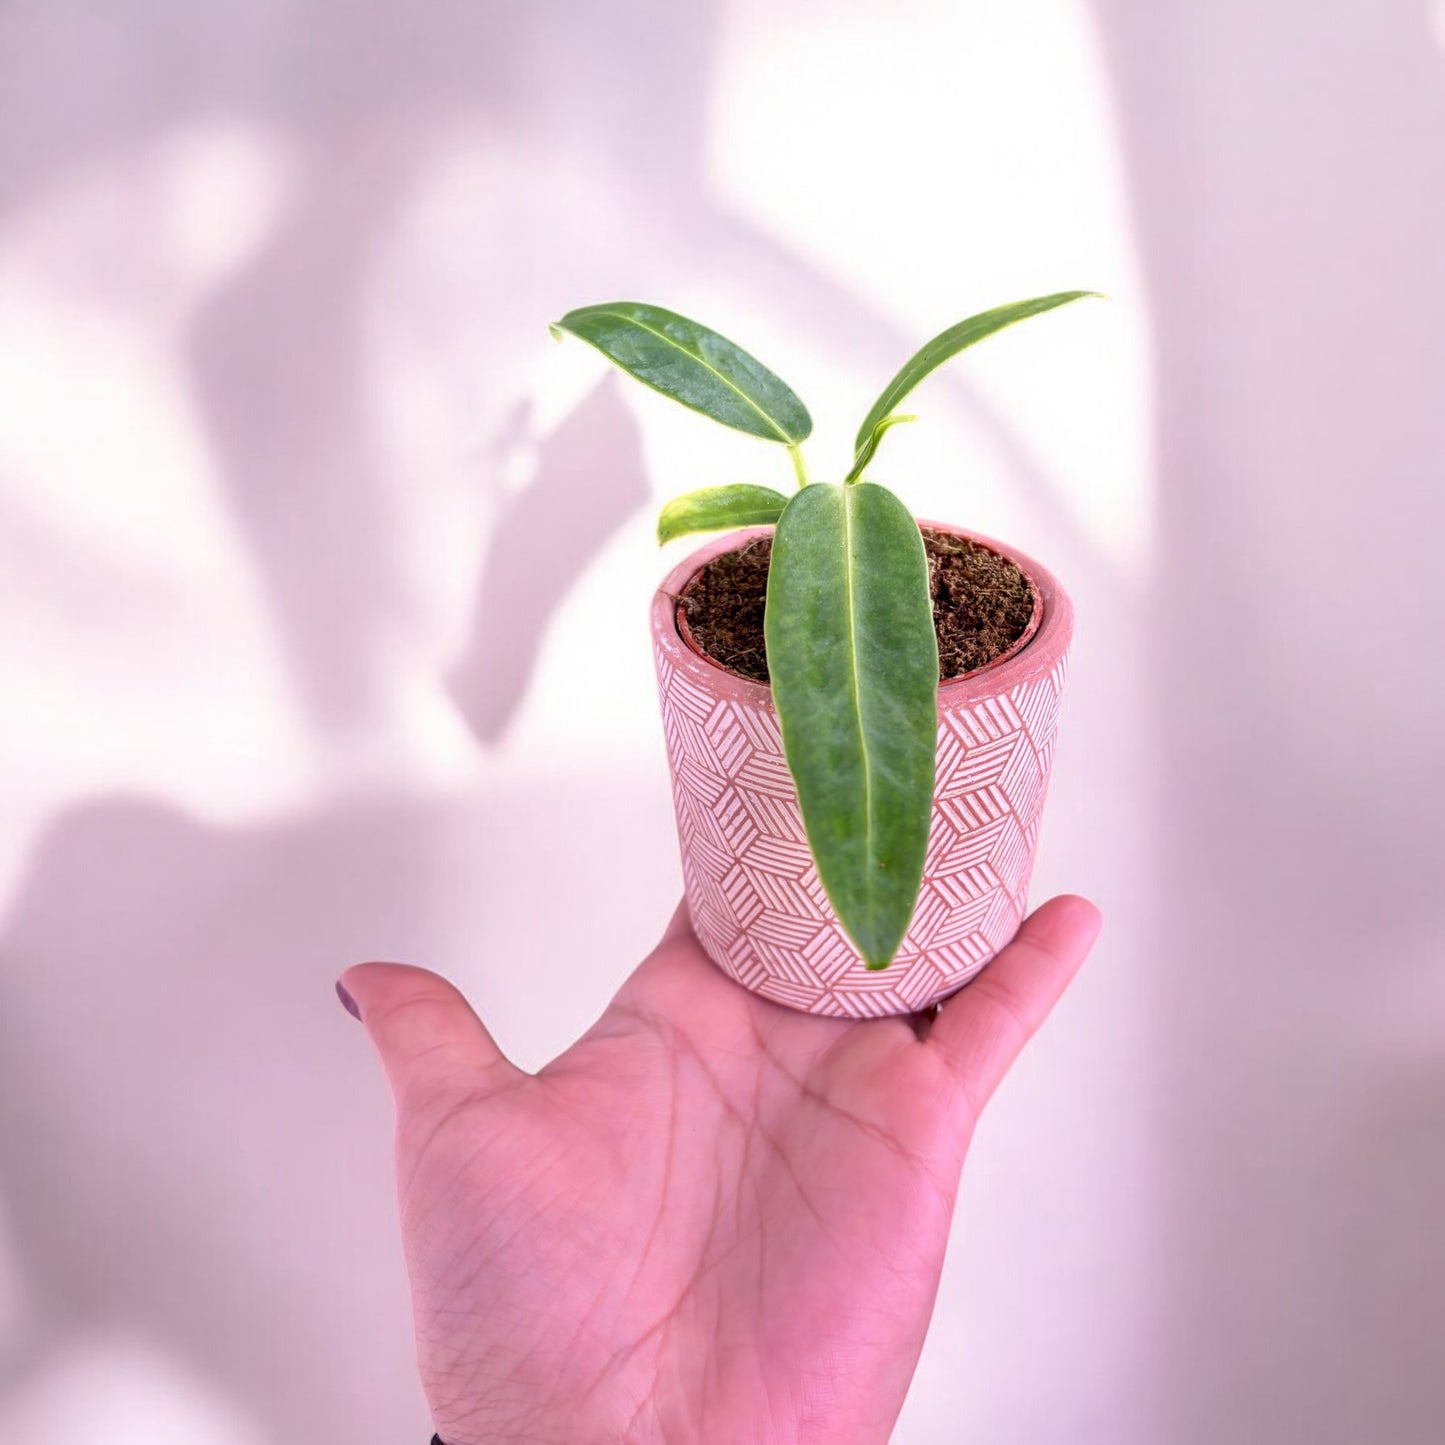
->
[553,302,812,445]
[765,482,938,968]
[854,291,1101,454]
[844,412,915,484]
[657,484,789,545]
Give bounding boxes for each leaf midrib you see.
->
[587,307,794,443]
[840,486,877,925]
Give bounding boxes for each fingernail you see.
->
[335,979,362,1021]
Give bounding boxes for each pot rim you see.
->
[654,516,1071,710]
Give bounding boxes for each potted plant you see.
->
[551,293,1096,1017]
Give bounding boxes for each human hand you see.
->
[338,895,1101,1445]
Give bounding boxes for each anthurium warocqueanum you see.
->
[551,294,1097,968]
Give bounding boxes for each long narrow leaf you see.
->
[853,291,1100,455]
[764,483,938,968]
[657,484,789,545]
[553,302,812,444]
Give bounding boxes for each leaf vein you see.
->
[587,308,794,443]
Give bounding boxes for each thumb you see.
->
[337,962,520,1111]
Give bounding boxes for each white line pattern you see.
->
[655,640,1071,1017]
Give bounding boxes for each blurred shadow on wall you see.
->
[176,4,667,733]
[0,0,711,735]
[448,375,648,745]
[1090,2,1445,1438]
[184,146,419,730]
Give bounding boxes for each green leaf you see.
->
[843,412,915,484]
[553,302,812,445]
[853,291,1102,455]
[764,482,938,968]
[657,484,789,545]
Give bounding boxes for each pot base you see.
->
[696,907,1001,1019]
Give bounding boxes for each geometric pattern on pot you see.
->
[651,523,1075,1020]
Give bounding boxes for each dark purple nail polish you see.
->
[335,979,362,1021]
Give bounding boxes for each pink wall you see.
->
[0,3,1440,1442]
[1097,3,1445,1438]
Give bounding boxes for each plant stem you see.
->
[788,444,809,489]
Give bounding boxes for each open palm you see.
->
[340,895,1100,1445]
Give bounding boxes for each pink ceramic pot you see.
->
[651,520,1073,1018]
